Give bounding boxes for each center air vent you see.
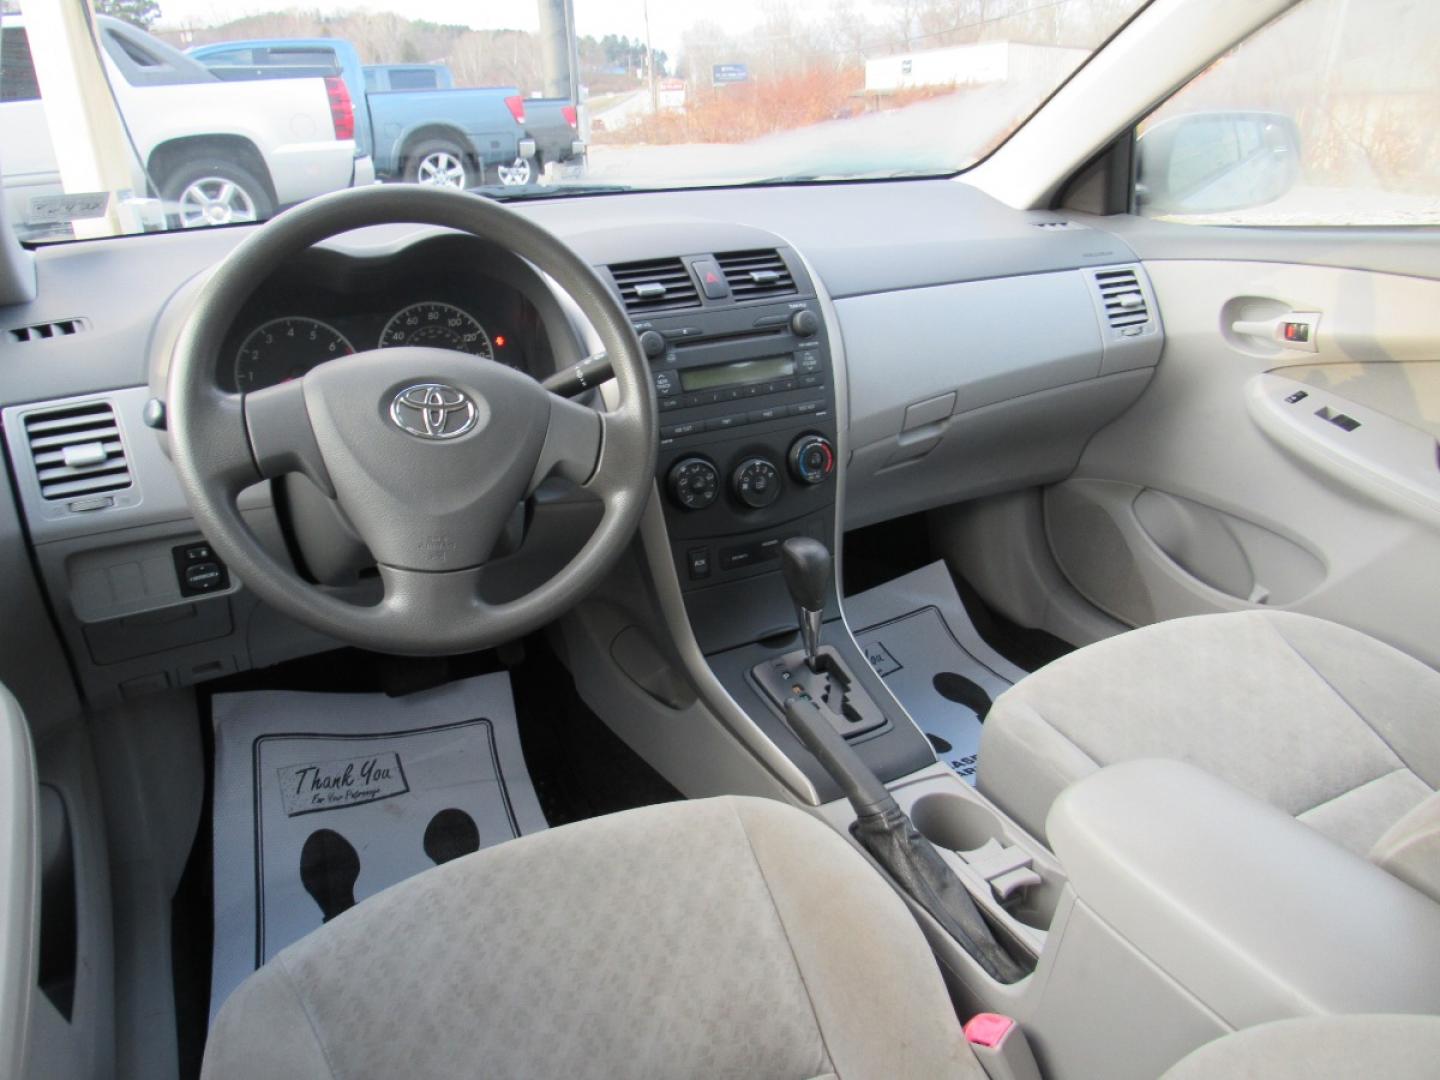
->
[1092,267,1150,331]
[717,249,796,300]
[608,257,700,314]
[24,400,132,502]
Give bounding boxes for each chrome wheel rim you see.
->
[177,177,259,228]
[496,157,532,186]
[416,151,467,188]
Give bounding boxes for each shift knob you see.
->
[781,537,832,667]
[781,537,831,613]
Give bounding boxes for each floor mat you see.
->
[846,561,1028,784]
[208,672,545,1017]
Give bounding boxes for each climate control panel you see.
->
[666,434,833,514]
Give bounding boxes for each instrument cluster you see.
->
[230,299,510,392]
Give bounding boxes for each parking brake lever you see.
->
[785,696,1026,984]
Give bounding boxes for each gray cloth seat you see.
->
[201,795,983,1080]
[980,610,1440,888]
[201,789,1440,1078]
[1161,1014,1440,1079]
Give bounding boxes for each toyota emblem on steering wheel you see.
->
[390,383,479,440]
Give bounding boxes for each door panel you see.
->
[1047,258,1440,668]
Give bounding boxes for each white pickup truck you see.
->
[0,15,371,237]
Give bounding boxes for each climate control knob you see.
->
[788,434,835,485]
[667,457,720,511]
[732,457,782,510]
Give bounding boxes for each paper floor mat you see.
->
[846,561,1027,784]
[208,671,545,1017]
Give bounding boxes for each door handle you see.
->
[1230,311,1321,352]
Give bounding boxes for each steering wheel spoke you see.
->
[530,393,604,491]
[376,564,491,641]
[244,379,335,496]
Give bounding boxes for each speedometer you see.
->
[234,317,355,391]
[379,302,494,359]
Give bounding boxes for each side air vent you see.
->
[717,249,796,300]
[24,400,132,502]
[8,318,89,343]
[607,258,700,314]
[1092,267,1150,330]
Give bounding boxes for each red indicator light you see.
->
[494,335,506,347]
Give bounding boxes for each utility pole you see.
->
[643,0,658,114]
[537,0,573,100]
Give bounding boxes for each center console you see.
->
[642,286,838,598]
[604,244,936,804]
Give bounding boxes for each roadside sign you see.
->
[658,78,686,110]
[712,63,749,85]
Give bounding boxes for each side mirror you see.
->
[1136,111,1301,215]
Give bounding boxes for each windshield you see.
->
[1,0,1147,242]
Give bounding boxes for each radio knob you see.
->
[732,457,782,510]
[638,329,666,357]
[667,457,720,511]
[789,309,819,337]
[788,434,835,485]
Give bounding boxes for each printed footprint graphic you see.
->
[933,671,993,721]
[299,828,361,923]
[423,808,481,866]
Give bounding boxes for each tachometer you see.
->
[234,317,355,391]
[379,302,494,359]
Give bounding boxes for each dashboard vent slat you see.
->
[23,401,132,502]
[716,249,796,300]
[607,258,700,314]
[1092,268,1151,330]
[7,318,89,344]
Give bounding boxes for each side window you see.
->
[1135,0,1440,226]
[389,68,438,91]
[0,28,40,103]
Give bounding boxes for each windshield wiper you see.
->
[473,183,634,201]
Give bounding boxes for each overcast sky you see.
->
[154,0,843,56]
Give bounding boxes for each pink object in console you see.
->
[964,1013,1016,1049]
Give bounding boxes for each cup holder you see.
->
[909,791,1006,853]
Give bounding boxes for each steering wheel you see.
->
[166,185,656,656]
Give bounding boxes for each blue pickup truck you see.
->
[188,39,553,187]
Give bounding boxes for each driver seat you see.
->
[201,796,982,1079]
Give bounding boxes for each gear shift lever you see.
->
[781,537,831,670]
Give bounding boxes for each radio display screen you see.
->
[679,355,795,392]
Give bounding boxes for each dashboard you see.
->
[0,178,1162,711]
[218,233,555,392]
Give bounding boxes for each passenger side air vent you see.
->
[717,249,795,300]
[24,400,132,502]
[8,318,89,344]
[607,258,700,314]
[1092,267,1150,331]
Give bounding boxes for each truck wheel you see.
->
[162,159,275,229]
[405,139,471,189]
[494,156,534,187]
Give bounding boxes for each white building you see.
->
[865,41,1089,94]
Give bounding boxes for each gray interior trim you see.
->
[0,682,38,1080]
[1082,212,1440,282]
[1049,759,1440,1027]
